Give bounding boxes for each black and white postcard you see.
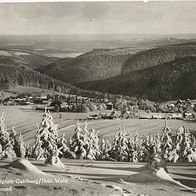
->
[0,1,196,195]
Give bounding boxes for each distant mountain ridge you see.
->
[122,44,196,73]
[38,48,133,84]
[78,56,196,101]
[37,41,196,85]
[0,49,59,69]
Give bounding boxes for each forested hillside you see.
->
[78,57,196,101]
[2,43,196,101]
[0,49,80,93]
[0,64,78,94]
[122,43,196,73]
[39,48,132,84]
[37,42,196,85]
[0,49,58,69]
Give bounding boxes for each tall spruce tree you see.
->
[0,113,16,159]
[32,109,61,165]
[161,118,173,161]
[14,133,26,158]
[70,122,100,160]
[109,130,129,161]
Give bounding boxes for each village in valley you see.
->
[1,89,196,120]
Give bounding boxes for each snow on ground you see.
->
[9,159,48,176]
[0,105,196,195]
[0,50,12,56]
[1,105,196,145]
[0,159,195,196]
[34,49,46,51]
[13,51,31,56]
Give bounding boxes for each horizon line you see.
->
[0,33,196,36]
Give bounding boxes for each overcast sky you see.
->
[0,1,196,35]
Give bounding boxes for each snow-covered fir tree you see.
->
[0,113,10,147]
[69,122,100,160]
[14,133,26,158]
[31,133,44,160]
[161,118,173,161]
[0,113,16,159]
[86,126,100,160]
[127,135,139,162]
[99,138,111,160]
[69,122,87,159]
[32,109,60,164]
[9,126,17,147]
[180,126,194,162]
[187,135,196,162]
[109,129,129,161]
[57,133,74,158]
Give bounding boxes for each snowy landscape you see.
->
[0,1,196,196]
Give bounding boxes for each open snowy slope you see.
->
[0,159,195,196]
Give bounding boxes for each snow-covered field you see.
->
[1,105,196,145]
[0,158,195,196]
[0,105,196,196]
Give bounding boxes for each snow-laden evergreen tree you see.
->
[45,145,65,168]
[175,126,184,155]
[109,129,129,161]
[0,113,10,147]
[172,125,196,162]
[168,148,179,163]
[141,134,156,162]
[161,118,173,161]
[31,109,60,163]
[99,138,111,160]
[70,122,87,159]
[9,126,17,147]
[100,138,109,155]
[180,126,193,162]
[69,122,100,160]
[0,113,16,159]
[57,133,74,158]
[187,135,196,162]
[154,132,162,154]
[127,134,141,162]
[86,126,100,160]
[14,133,26,158]
[25,143,32,159]
[31,131,44,160]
